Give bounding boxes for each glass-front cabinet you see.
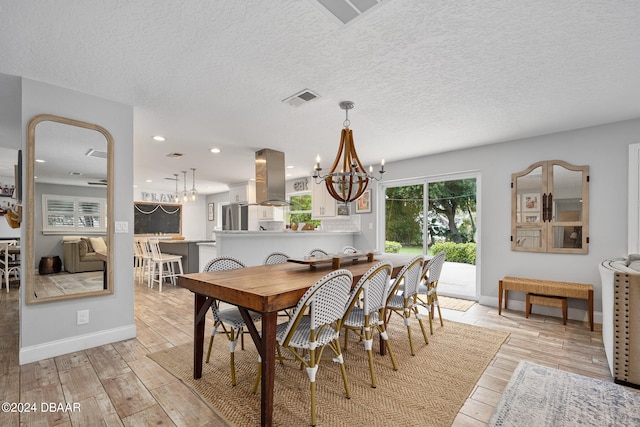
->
[511,160,589,254]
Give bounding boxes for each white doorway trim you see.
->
[628,143,640,254]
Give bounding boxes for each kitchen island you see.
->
[158,239,214,273]
[213,230,360,266]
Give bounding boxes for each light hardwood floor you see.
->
[0,279,616,426]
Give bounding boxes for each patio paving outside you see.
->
[438,261,477,300]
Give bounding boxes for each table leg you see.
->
[260,311,277,427]
[498,280,503,315]
[193,293,214,379]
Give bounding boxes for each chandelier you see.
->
[313,101,385,203]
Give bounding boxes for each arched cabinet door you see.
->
[511,160,589,254]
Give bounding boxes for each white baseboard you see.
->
[19,324,137,365]
[479,296,603,326]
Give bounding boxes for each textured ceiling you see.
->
[1,1,639,194]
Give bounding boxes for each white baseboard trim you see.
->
[479,296,603,326]
[19,324,137,365]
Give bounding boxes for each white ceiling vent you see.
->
[282,89,320,107]
[85,149,107,159]
[166,152,184,158]
[311,0,391,26]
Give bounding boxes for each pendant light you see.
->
[182,170,189,203]
[173,173,180,203]
[190,168,198,202]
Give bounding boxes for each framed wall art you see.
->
[355,189,371,213]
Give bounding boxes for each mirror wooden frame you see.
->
[25,114,114,304]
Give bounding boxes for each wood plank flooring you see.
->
[0,280,619,426]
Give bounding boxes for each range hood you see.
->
[255,148,288,206]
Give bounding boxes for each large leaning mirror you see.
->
[26,114,114,304]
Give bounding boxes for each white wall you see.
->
[19,78,135,364]
[355,118,640,319]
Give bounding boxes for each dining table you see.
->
[178,252,417,427]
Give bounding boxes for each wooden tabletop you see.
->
[178,253,416,313]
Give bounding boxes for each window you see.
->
[42,194,106,234]
[287,192,320,227]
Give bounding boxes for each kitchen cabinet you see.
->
[311,180,337,218]
[511,160,589,254]
[257,205,284,221]
[229,181,256,204]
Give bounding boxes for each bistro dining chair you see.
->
[307,248,329,257]
[415,252,446,334]
[0,240,20,292]
[204,256,261,386]
[263,251,290,265]
[342,261,398,388]
[385,255,428,356]
[342,245,358,254]
[253,269,353,426]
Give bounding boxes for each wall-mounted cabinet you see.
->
[229,181,255,204]
[257,205,284,221]
[511,160,589,254]
[311,180,337,218]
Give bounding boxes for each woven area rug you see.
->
[489,361,640,427]
[438,296,476,312]
[148,320,508,426]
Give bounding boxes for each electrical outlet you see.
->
[115,221,129,233]
[77,309,89,325]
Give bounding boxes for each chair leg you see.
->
[414,307,429,346]
[229,329,239,386]
[252,355,262,394]
[403,307,415,356]
[363,322,377,388]
[379,321,398,371]
[205,323,220,363]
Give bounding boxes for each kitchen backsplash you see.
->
[321,215,361,232]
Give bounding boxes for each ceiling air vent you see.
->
[282,89,320,107]
[68,171,83,176]
[311,0,392,26]
[85,149,107,159]
[166,152,184,158]
[88,179,107,186]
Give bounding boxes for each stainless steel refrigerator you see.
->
[221,203,249,230]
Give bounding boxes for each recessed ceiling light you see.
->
[35,159,46,163]
[286,165,294,169]
[153,136,166,142]
[133,185,138,188]
[145,179,152,183]
[210,148,221,154]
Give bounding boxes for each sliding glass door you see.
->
[382,173,478,299]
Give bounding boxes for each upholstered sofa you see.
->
[62,236,106,273]
[599,256,640,388]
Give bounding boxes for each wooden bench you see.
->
[499,276,594,331]
[526,293,568,324]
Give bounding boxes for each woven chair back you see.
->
[280,269,353,346]
[387,255,423,300]
[263,252,290,265]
